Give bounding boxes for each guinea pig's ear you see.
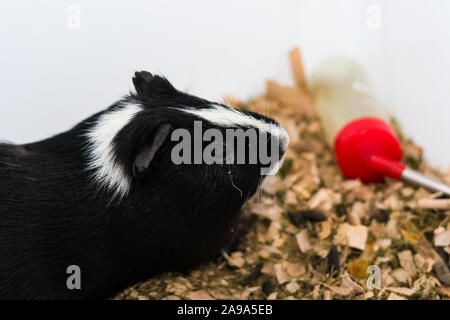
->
[133,123,172,175]
[132,71,177,98]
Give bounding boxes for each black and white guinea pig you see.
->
[0,71,289,299]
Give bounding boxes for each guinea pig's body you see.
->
[0,72,288,299]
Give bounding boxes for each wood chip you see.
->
[348,202,368,225]
[284,262,306,278]
[296,229,312,253]
[335,223,368,251]
[340,273,365,294]
[265,80,314,116]
[323,284,353,297]
[187,290,214,300]
[289,47,307,88]
[386,287,416,297]
[250,202,283,221]
[387,292,407,300]
[413,253,425,269]
[434,229,450,247]
[356,291,374,300]
[370,220,386,238]
[323,290,332,300]
[378,238,392,249]
[391,268,415,283]
[224,251,245,268]
[274,263,289,284]
[398,250,415,270]
[318,220,332,239]
[308,188,342,212]
[284,190,298,207]
[418,199,450,210]
[267,292,278,300]
[166,282,188,296]
[286,281,300,294]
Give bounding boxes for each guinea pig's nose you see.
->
[279,143,287,159]
[275,126,289,157]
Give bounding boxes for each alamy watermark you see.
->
[366,265,381,290]
[170,121,285,175]
[66,265,81,290]
[366,4,382,30]
[66,5,81,30]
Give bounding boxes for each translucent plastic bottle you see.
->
[310,57,389,145]
[310,57,450,196]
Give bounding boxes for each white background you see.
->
[0,0,449,167]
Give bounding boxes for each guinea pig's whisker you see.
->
[228,169,243,198]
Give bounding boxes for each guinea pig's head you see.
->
[84,71,289,208]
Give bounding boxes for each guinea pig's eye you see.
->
[204,142,234,164]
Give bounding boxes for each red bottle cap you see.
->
[333,117,406,183]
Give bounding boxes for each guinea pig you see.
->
[0,71,289,299]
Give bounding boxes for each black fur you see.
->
[0,72,286,299]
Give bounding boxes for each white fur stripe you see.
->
[84,103,142,199]
[177,104,290,152]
